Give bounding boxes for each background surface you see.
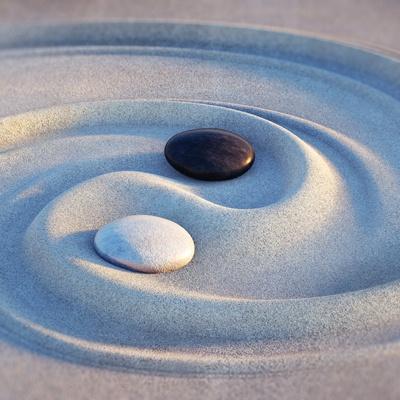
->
[1,0,400,52]
[0,1,399,399]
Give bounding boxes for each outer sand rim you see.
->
[0,21,399,100]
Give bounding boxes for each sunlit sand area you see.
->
[0,2,400,399]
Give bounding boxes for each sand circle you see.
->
[1,22,400,374]
[94,215,195,273]
[164,128,255,180]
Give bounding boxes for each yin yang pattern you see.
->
[1,22,400,374]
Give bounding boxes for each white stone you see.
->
[94,215,195,273]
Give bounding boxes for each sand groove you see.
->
[0,22,399,373]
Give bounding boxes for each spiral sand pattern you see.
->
[1,22,400,374]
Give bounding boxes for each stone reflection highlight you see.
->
[164,128,255,181]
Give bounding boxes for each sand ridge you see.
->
[0,22,400,374]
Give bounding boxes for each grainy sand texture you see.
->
[0,3,400,399]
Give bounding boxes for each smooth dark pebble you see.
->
[164,128,255,181]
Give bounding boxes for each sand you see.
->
[0,11,400,400]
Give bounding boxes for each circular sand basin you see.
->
[0,22,400,374]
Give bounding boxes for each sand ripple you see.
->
[0,22,400,373]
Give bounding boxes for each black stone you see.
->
[164,128,255,181]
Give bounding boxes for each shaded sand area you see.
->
[0,19,400,398]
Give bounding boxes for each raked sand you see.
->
[0,19,400,397]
